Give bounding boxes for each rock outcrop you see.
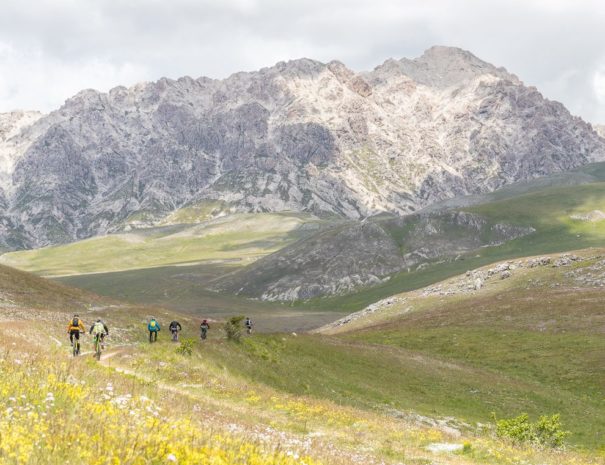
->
[211,211,535,300]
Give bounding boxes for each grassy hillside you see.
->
[0,263,107,311]
[316,249,605,448]
[1,261,602,464]
[0,212,321,277]
[296,180,605,312]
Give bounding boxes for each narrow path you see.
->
[94,345,384,465]
[75,343,134,358]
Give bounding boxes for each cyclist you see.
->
[244,317,253,335]
[200,319,210,340]
[67,314,85,355]
[148,317,161,343]
[169,320,182,342]
[89,318,109,349]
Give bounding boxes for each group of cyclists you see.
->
[67,315,109,357]
[66,314,254,357]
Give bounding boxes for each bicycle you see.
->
[171,329,179,342]
[200,328,207,340]
[93,333,105,361]
[72,336,81,357]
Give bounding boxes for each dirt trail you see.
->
[94,344,385,465]
[76,344,133,359]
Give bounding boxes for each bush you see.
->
[225,316,245,342]
[532,414,570,448]
[495,413,570,448]
[176,338,195,356]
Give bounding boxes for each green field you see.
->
[0,212,321,277]
[56,263,348,332]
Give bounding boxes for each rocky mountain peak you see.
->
[269,58,327,78]
[595,124,605,139]
[0,48,604,250]
[373,45,517,88]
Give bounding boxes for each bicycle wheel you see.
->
[95,337,101,360]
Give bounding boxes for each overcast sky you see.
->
[1,0,604,123]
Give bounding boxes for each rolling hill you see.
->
[0,249,605,465]
[0,211,321,277]
[6,163,605,314]
[0,258,603,464]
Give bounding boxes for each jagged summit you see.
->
[372,45,515,88]
[0,47,604,249]
[271,57,326,75]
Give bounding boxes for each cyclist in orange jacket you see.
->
[67,314,86,347]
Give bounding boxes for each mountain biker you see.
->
[67,314,85,352]
[89,319,109,349]
[148,317,161,343]
[200,319,209,340]
[169,320,182,342]
[244,317,253,335]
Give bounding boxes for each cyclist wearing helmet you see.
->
[169,320,182,342]
[244,317,253,335]
[67,314,85,351]
[200,319,210,340]
[89,319,109,348]
[148,317,160,343]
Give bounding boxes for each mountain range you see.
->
[0,46,604,250]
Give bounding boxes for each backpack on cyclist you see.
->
[71,317,79,328]
[92,321,105,335]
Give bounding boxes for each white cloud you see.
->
[0,41,148,112]
[595,68,605,102]
[0,0,604,123]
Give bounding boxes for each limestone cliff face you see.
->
[1,46,604,248]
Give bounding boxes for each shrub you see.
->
[532,413,570,448]
[495,413,570,448]
[225,316,245,342]
[176,338,195,356]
